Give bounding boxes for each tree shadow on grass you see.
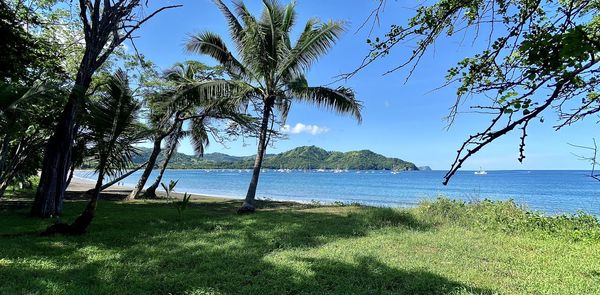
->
[0,200,492,294]
[256,256,492,294]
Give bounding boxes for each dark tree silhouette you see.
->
[32,0,180,217]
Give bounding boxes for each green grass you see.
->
[1,197,600,294]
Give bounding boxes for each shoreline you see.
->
[69,170,600,216]
[68,176,339,207]
[68,176,240,202]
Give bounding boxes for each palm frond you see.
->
[164,61,213,83]
[277,19,345,79]
[281,0,296,34]
[85,69,147,178]
[274,96,291,124]
[260,0,283,60]
[233,1,257,28]
[175,79,237,105]
[190,116,210,156]
[289,76,362,123]
[186,32,247,78]
[212,0,245,49]
[0,81,45,118]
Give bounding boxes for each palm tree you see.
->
[43,70,146,235]
[187,0,362,213]
[127,90,183,200]
[143,61,254,198]
[129,61,248,199]
[143,120,184,199]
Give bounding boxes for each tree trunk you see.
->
[31,62,93,218]
[144,129,179,199]
[127,138,162,200]
[31,99,79,217]
[0,135,9,197]
[42,163,104,236]
[0,134,10,175]
[239,98,273,214]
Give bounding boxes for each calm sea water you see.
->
[74,169,600,215]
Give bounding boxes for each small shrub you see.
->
[161,180,192,221]
[418,197,600,241]
[310,199,323,206]
[332,201,346,206]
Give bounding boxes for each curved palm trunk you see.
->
[85,161,148,195]
[67,169,103,234]
[144,129,180,199]
[127,138,161,200]
[0,180,9,198]
[239,99,273,213]
[42,160,105,236]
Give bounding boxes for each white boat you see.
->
[474,167,487,175]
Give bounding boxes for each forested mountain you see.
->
[130,145,418,171]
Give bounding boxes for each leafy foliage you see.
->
[161,180,192,220]
[0,82,66,196]
[81,70,147,178]
[0,1,63,84]
[419,197,600,242]
[353,0,600,184]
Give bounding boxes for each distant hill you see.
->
[130,145,418,171]
[418,166,432,171]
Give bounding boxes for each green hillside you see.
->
[260,146,417,170]
[130,145,418,171]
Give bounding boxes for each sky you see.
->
[128,0,598,170]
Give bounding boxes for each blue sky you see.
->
[130,0,597,170]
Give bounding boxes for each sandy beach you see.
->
[68,176,238,202]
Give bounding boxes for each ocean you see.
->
[74,169,600,216]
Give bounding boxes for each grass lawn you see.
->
[1,197,600,294]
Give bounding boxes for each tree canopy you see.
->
[351,0,600,184]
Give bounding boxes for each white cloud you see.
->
[281,123,329,135]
